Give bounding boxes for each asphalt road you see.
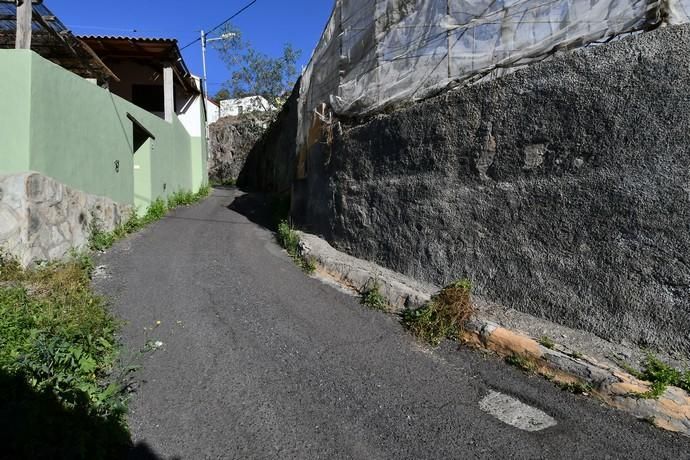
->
[95,187,690,459]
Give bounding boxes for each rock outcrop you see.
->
[208,113,272,184]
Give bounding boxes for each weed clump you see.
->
[143,198,168,223]
[0,253,131,454]
[630,354,690,399]
[402,279,475,346]
[277,220,300,255]
[88,214,117,252]
[277,220,316,274]
[505,353,538,373]
[538,336,555,350]
[557,381,593,395]
[210,178,236,187]
[360,279,388,311]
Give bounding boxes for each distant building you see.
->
[220,96,275,118]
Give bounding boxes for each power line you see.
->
[179,0,257,51]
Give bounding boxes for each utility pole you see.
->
[200,29,209,99]
[15,0,33,49]
[200,30,237,103]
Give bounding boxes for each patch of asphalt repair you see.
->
[93,188,690,459]
[479,391,558,432]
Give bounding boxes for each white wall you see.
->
[220,96,275,117]
[206,100,220,124]
[178,76,205,137]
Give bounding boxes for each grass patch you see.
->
[276,220,316,274]
[360,279,389,311]
[538,336,555,350]
[89,185,210,253]
[505,353,538,373]
[0,253,132,456]
[167,190,196,208]
[557,381,593,395]
[210,178,236,187]
[88,213,117,252]
[401,279,475,346]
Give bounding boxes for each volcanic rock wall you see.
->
[208,113,273,184]
[292,25,690,357]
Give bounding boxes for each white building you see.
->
[220,95,275,118]
[206,99,221,124]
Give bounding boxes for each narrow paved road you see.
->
[96,188,690,459]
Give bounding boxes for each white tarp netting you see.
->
[296,0,690,164]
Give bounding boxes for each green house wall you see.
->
[0,50,208,210]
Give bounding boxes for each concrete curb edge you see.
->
[298,231,690,436]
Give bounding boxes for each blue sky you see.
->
[47,1,334,96]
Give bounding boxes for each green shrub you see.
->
[402,279,475,346]
[88,214,116,252]
[167,190,195,208]
[0,255,132,455]
[143,198,167,224]
[634,354,690,399]
[276,220,316,274]
[277,220,300,256]
[360,280,389,311]
[197,184,212,197]
[0,255,126,421]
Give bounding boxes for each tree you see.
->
[212,25,302,106]
[211,88,231,103]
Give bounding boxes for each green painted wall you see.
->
[28,53,134,204]
[0,50,208,209]
[0,51,31,173]
[133,138,153,210]
[190,138,206,192]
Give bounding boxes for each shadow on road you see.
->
[0,369,173,460]
[227,189,285,231]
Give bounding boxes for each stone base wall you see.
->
[294,25,690,358]
[0,172,132,266]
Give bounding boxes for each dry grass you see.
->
[402,280,476,346]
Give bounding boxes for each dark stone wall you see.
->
[237,79,301,194]
[298,25,690,357]
[208,113,273,184]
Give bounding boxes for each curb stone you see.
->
[297,231,690,436]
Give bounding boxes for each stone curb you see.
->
[297,231,690,437]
